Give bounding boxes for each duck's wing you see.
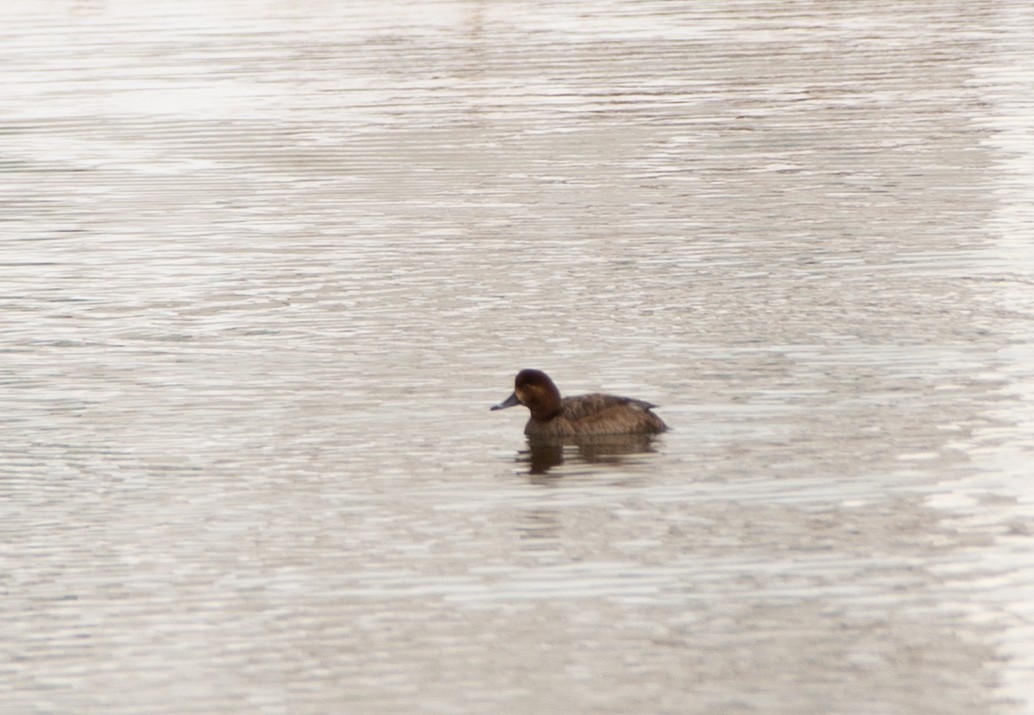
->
[559,394,637,420]
[560,394,666,435]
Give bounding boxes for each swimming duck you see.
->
[491,369,668,438]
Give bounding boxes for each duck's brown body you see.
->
[492,369,668,438]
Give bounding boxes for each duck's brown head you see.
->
[491,368,563,421]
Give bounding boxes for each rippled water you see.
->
[3,1,1034,713]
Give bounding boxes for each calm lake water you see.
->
[3,1,1034,713]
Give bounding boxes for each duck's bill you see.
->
[491,392,521,411]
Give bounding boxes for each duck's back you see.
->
[525,393,667,437]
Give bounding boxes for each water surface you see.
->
[2,1,1034,713]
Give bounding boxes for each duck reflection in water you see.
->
[518,433,662,476]
[492,369,667,475]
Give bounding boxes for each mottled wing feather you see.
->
[560,394,654,421]
[558,394,667,436]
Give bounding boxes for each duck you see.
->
[491,368,668,438]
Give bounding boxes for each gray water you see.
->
[3,1,1034,713]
